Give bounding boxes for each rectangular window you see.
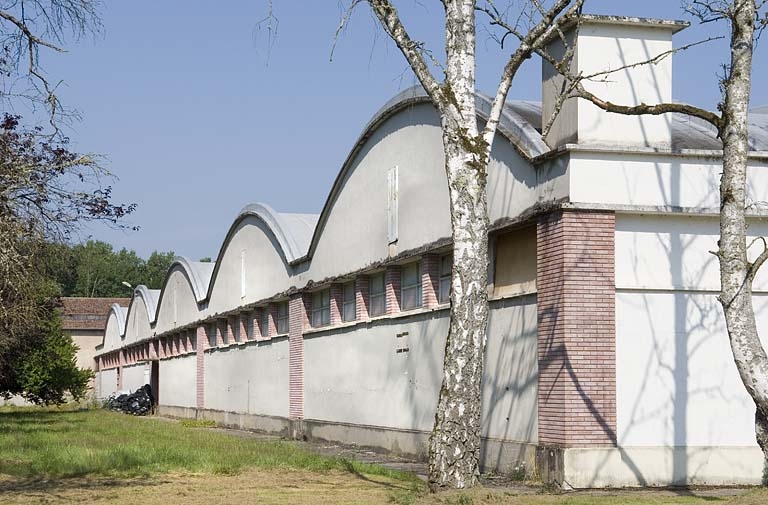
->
[439,254,452,304]
[342,281,356,322]
[369,273,386,317]
[401,262,422,310]
[311,289,330,327]
[260,309,270,338]
[276,301,289,334]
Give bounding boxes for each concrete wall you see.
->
[204,339,289,417]
[570,152,768,209]
[304,311,448,431]
[122,363,149,393]
[483,295,538,443]
[98,368,118,398]
[103,312,123,353]
[159,355,197,408]
[123,294,153,347]
[609,213,767,486]
[70,330,103,371]
[155,267,202,335]
[208,217,291,315]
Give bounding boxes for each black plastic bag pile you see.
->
[105,384,155,416]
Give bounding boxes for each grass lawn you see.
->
[0,406,765,505]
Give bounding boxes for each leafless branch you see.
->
[365,0,443,107]
[748,237,768,280]
[478,0,584,150]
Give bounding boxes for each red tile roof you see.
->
[60,297,130,331]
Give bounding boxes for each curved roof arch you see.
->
[108,303,128,337]
[152,256,213,327]
[299,85,548,265]
[203,203,318,302]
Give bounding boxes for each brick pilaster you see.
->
[288,293,309,420]
[238,314,248,342]
[355,276,369,321]
[385,265,401,315]
[422,253,440,309]
[537,209,616,448]
[196,325,207,409]
[252,308,264,340]
[330,283,343,325]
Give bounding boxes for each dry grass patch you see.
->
[0,468,410,505]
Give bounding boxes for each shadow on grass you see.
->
[0,475,162,495]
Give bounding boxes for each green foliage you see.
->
[43,240,176,297]
[1,300,93,405]
[15,314,93,405]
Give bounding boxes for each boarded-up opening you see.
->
[493,226,537,297]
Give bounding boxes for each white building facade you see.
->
[94,16,768,488]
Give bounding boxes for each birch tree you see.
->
[337,0,583,490]
[521,0,768,468]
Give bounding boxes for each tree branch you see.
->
[572,83,724,131]
[478,0,583,151]
[0,9,65,52]
[366,0,444,108]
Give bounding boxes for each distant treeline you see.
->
[42,240,176,298]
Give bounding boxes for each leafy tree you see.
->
[11,307,93,405]
[0,2,133,401]
[142,251,176,290]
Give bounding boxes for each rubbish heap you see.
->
[105,384,155,416]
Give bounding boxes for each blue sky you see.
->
[38,1,768,262]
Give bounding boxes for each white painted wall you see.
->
[576,23,674,147]
[304,314,447,431]
[102,314,123,354]
[98,368,118,398]
[204,339,289,417]
[570,152,768,210]
[304,303,538,443]
[308,104,449,282]
[155,267,202,335]
[123,295,153,347]
[615,214,768,449]
[159,355,197,408]
[122,363,149,393]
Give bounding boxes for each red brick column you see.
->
[118,350,124,389]
[330,283,343,325]
[355,276,369,321]
[422,253,440,309]
[196,325,208,409]
[238,314,248,342]
[537,209,616,447]
[252,308,264,340]
[288,293,310,420]
[385,265,401,315]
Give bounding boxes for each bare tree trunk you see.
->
[716,0,768,473]
[427,1,491,490]
[429,127,490,490]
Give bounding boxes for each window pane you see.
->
[343,282,355,303]
[402,287,419,310]
[370,293,385,317]
[343,301,355,322]
[261,312,270,336]
[370,273,385,295]
[402,263,419,287]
